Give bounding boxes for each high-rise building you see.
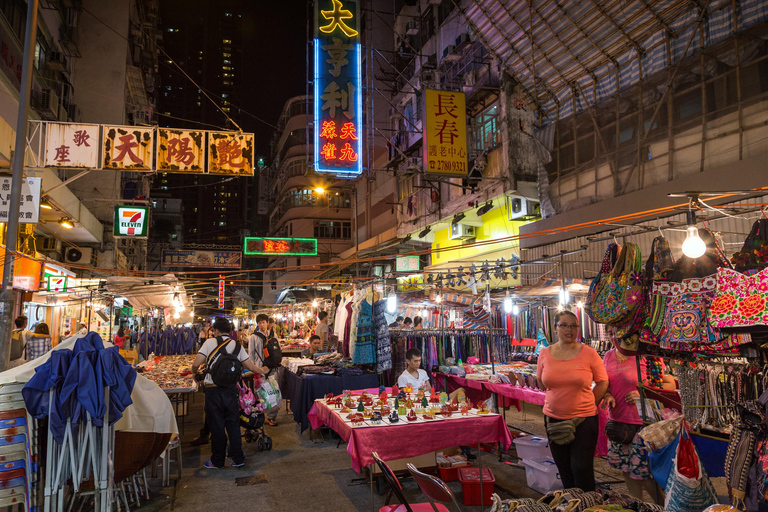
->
[155,0,249,247]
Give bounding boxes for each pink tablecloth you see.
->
[435,374,609,457]
[308,400,513,473]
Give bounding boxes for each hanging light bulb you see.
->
[576,300,584,309]
[173,311,180,319]
[559,288,570,305]
[682,225,706,259]
[386,293,397,314]
[435,294,442,303]
[503,291,512,313]
[512,303,520,316]
[312,299,318,308]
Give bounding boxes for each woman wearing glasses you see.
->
[536,310,608,491]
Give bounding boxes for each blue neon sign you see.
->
[314,0,363,178]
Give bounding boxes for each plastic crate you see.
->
[438,462,471,482]
[458,467,495,506]
[513,435,552,460]
[521,458,563,494]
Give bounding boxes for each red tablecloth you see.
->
[308,399,513,473]
[435,374,609,457]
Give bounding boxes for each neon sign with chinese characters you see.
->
[244,237,318,256]
[218,276,225,310]
[314,0,362,178]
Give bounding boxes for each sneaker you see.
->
[232,462,245,468]
[265,419,278,426]
[190,436,209,446]
[204,461,222,469]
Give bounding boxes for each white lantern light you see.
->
[386,294,397,314]
[512,303,520,315]
[503,291,512,314]
[682,225,707,259]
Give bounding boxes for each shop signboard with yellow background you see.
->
[423,89,468,176]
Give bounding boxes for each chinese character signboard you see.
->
[103,126,154,170]
[0,177,40,224]
[161,250,242,268]
[113,206,149,238]
[157,129,205,172]
[218,278,225,309]
[244,237,318,256]
[45,123,100,168]
[209,132,253,175]
[397,274,423,292]
[395,255,420,272]
[314,0,362,178]
[423,89,468,176]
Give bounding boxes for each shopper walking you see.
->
[27,323,53,362]
[113,326,127,349]
[536,310,608,491]
[9,316,51,368]
[192,316,269,469]
[601,328,676,501]
[249,314,281,426]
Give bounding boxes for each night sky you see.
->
[159,0,309,156]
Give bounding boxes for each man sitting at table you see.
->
[302,335,322,358]
[398,348,465,400]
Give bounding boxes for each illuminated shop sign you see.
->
[244,237,318,256]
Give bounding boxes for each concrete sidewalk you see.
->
[140,394,610,511]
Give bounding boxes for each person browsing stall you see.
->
[536,310,609,492]
[302,335,322,358]
[403,317,413,328]
[601,327,676,501]
[389,316,404,328]
[315,311,330,351]
[192,316,269,469]
[249,314,281,427]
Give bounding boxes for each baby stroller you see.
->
[237,379,272,451]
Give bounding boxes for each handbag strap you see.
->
[611,243,631,277]
[600,243,619,274]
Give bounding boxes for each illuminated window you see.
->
[219,222,226,226]
[222,93,228,98]
[223,80,231,85]
[222,66,231,71]
[222,107,230,112]
[223,52,231,58]
[223,59,230,65]
[196,102,201,106]
[193,207,198,212]
[222,39,231,44]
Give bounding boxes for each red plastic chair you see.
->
[407,463,463,512]
[372,452,451,512]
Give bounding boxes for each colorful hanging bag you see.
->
[585,243,619,323]
[730,218,768,272]
[591,243,644,326]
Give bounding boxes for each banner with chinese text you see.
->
[423,89,468,176]
[208,132,254,175]
[45,123,100,168]
[244,237,318,256]
[161,250,243,268]
[157,129,205,172]
[314,0,362,178]
[103,126,154,170]
[0,177,40,224]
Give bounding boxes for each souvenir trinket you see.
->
[406,409,417,422]
[388,410,399,423]
[371,411,382,424]
[440,403,453,417]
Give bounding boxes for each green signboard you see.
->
[114,205,149,238]
[243,237,318,256]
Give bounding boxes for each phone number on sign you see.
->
[429,159,466,173]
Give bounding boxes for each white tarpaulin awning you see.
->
[0,335,178,435]
[105,273,190,311]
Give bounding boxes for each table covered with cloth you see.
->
[279,368,379,431]
[308,398,513,473]
[435,373,610,457]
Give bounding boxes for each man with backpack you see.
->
[248,314,282,426]
[9,316,51,368]
[192,317,269,469]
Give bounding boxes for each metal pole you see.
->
[0,0,39,371]
[87,290,93,332]
[353,187,359,279]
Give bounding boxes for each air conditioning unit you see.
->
[449,223,475,240]
[455,33,471,49]
[65,247,93,265]
[421,70,436,84]
[507,197,541,220]
[405,21,419,35]
[442,45,460,62]
[39,89,59,118]
[46,51,67,72]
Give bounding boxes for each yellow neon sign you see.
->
[320,0,359,38]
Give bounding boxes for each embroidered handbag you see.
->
[586,243,619,322]
[656,275,721,351]
[591,243,644,325]
[710,267,768,329]
[664,424,718,512]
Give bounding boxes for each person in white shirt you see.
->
[192,317,268,469]
[397,348,465,400]
[249,314,280,426]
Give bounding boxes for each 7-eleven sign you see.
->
[114,206,149,238]
[47,276,68,292]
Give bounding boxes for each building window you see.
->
[470,104,500,155]
[222,39,232,44]
[314,221,352,239]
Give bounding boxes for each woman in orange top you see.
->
[536,310,608,491]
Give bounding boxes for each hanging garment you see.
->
[373,299,392,372]
[352,299,376,365]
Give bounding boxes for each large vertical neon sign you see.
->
[314,0,363,178]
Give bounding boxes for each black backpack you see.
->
[262,337,282,369]
[207,336,242,387]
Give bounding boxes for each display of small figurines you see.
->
[416,389,425,402]
[406,409,417,422]
[405,397,414,409]
[362,408,373,419]
[404,385,413,394]
[450,398,459,412]
[429,405,441,415]
[439,392,449,405]
[398,401,406,416]
[341,406,351,413]
[362,396,373,407]
[357,401,365,413]
[460,402,470,416]
[477,401,490,414]
[371,411,382,424]
[422,413,435,420]
[388,410,399,423]
[379,390,388,404]
[429,386,440,404]
[441,403,453,417]
[381,404,391,415]
[378,385,386,394]
[350,413,364,425]
[325,392,335,404]
[331,396,343,408]
[420,396,429,409]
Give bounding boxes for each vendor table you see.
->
[308,397,513,474]
[279,368,379,431]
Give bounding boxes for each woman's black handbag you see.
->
[604,420,642,444]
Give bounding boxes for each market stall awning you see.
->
[104,274,190,310]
